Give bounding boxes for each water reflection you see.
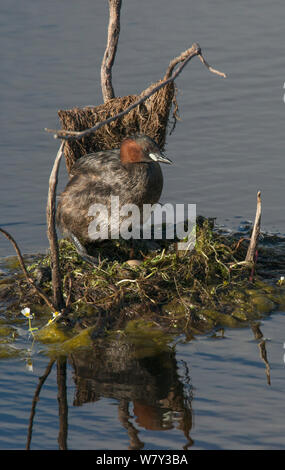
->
[26,336,194,450]
[250,322,271,386]
[24,320,273,450]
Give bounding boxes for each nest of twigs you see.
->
[2,219,285,342]
[58,81,176,174]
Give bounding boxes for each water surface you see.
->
[1,0,285,256]
[0,313,284,450]
[0,0,285,451]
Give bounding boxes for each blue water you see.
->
[0,0,285,450]
[0,312,284,450]
[0,0,285,256]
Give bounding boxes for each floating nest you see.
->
[58,80,176,173]
[1,218,285,356]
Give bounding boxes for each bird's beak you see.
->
[149,152,172,164]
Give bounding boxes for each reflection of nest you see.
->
[69,338,191,412]
[58,82,175,174]
[69,338,193,446]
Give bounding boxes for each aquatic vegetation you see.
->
[0,218,285,357]
[21,307,38,338]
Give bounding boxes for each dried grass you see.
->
[58,82,176,173]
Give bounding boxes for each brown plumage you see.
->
[56,135,172,259]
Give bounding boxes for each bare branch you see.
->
[165,45,227,79]
[198,54,227,78]
[46,142,66,311]
[0,228,56,311]
[45,43,226,141]
[101,0,122,102]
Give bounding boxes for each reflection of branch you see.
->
[251,323,271,385]
[118,399,144,450]
[45,43,226,141]
[26,359,55,450]
[57,358,68,450]
[0,228,56,311]
[258,340,271,386]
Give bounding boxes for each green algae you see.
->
[248,294,277,315]
[3,256,21,271]
[0,277,14,286]
[58,327,93,352]
[36,324,94,356]
[117,319,174,359]
[35,323,72,344]
[0,325,18,340]
[0,345,24,360]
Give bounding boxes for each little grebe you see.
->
[56,135,172,260]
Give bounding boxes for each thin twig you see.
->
[0,228,56,311]
[165,45,227,79]
[232,237,249,254]
[46,141,66,310]
[198,54,227,78]
[65,274,73,308]
[45,43,226,141]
